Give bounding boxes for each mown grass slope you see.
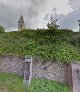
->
[0,29,80,62]
[0,73,23,92]
[0,73,70,92]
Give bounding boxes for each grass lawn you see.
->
[0,73,70,92]
[0,73,23,92]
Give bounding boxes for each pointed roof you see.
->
[18,14,24,23]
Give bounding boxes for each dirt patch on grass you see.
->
[0,86,8,92]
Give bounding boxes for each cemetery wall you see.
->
[0,55,69,83]
[32,58,68,83]
[0,55,24,76]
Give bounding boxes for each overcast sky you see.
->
[0,0,80,31]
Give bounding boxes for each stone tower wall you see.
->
[18,15,25,31]
[18,22,25,31]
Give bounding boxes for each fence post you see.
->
[23,56,32,86]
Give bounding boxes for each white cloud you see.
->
[69,0,80,9]
[33,0,73,28]
[54,0,73,15]
[0,0,78,31]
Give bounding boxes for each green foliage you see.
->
[0,25,5,33]
[26,78,70,92]
[70,32,80,47]
[0,29,80,62]
[0,73,23,92]
[0,73,70,92]
[47,16,60,30]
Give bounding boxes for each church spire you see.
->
[18,14,24,23]
[18,14,25,31]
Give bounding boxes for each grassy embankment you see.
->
[0,29,80,62]
[0,73,70,92]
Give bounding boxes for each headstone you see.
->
[23,56,32,86]
[72,62,80,92]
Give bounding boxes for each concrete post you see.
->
[67,63,73,91]
[23,56,32,86]
[71,62,80,92]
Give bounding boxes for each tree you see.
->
[47,15,60,30]
[0,26,5,33]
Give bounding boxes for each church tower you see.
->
[18,15,25,31]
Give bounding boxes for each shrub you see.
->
[0,25,5,33]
